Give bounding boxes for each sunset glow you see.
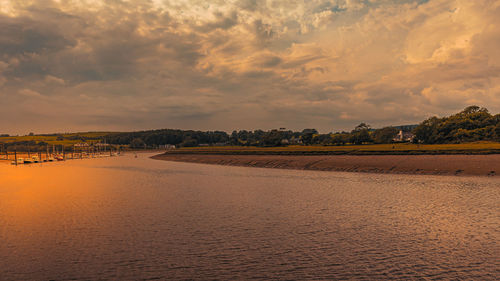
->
[1,0,500,133]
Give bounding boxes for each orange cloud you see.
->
[0,0,499,134]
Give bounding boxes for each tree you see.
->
[130,138,146,149]
[301,129,318,145]
[350,123,372,144]
[331,133,348,145]
[495,122,500,141]
[180,137,198,147]
[461,105,488,115]
[261,130,283,146]
[413,117,439,143]
[230,131,239,145]
[312,134,333,145]
[413,106,499,144]
[372,127,398,144]
[353,123,370,132]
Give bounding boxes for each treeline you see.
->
[2,106,499,149]
[104,129,230,148]
[0,140,56,152]
[227,126,401,146]
[229,129,303,146]
[413,106,500,143]
[105,105,499,147]
[100,125,403,147]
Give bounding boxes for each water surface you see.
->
[0,153,498,280]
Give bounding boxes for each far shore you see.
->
[152,153,500,177]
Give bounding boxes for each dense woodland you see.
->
[413,106,500,143]
[1,106,500,150]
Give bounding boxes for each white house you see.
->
[393,130,415,142]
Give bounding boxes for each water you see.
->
[0,153,498,280]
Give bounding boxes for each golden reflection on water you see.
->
[0,154,498,280]
[0,160,112,245]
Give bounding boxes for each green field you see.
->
[0,132,114,146]
[168,142,500,155]
[3,133,500,155]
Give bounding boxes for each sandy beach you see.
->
[152,153,500,177]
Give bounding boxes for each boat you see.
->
[24,158,33,164]
[11,158,24,165]
[32,156,40,163]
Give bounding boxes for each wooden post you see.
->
[14,149,17,166]
[62,145,65,160]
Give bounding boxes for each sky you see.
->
[1,0,500,134]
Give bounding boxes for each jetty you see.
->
[1,142,122,166]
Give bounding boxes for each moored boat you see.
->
[11,158,24,165]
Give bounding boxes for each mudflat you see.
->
[152,153,500,177]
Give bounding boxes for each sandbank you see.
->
[152,153,500,177]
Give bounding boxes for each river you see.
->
[0,153,498,280]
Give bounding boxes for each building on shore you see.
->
[158,144,176,150]
[393,130,415,142]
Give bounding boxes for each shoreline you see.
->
[152,153,500,177]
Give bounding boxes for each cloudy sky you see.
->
[1,0,500,134]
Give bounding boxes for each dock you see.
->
[0,143,122,166]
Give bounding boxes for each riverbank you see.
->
[152,154,500,177]
[164,143,500,155]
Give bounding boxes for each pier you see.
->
[0,142,122,165]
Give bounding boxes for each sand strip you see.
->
[152,154,500,177]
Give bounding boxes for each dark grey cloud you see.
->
[237,0,263,12]
[0,14,76,56]
[196,11,238,32]
[255,55,282,67]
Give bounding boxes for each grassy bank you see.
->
[165,142,500,155]
[0,132,114,146]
